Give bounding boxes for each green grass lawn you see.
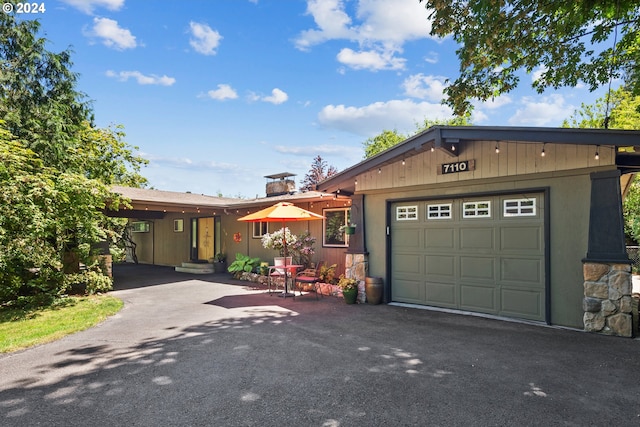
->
[0,295,123,353]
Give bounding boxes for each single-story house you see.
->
[316,126,640,337]
[109,173,354,277]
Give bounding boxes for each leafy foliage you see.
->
[318,263,337,284]
[300,155,338,191]
[562,87,640,129]
[420,0,640,116]
[562,86,640,242]
[227,253,262,278]
[261,227,297,256]
[286,231,316,268]
[0,14,146,307]
[363,116,472,158]
[363,129,406,158]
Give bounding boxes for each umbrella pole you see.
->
[279,221,294,298]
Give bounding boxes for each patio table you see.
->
[269,264,302,298]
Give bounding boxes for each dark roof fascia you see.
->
[316,126,640,193]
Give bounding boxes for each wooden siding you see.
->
[130,212,192,266]
[357,140,615,192]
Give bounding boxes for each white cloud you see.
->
[189,22,222,56]
[424,52,439,64]
[479,95,513,109]
[252,88,288,105]
[337,48,405,71]
[531,66,547,84]
[295,0,433,72]
[205,84,238,100]
[354,0,433,44]
[508,95,574,126]
[142,152,238,172]
[88,18,137,50]
[402,74,448,102]
[106,70,175,86]
[294,0,355,51]
[471,95,513,123]
[318,99,453,136]
[60,0,124,14]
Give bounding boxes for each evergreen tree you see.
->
[300,156,338,191]
[0,14,146,307]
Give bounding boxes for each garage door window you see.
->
[396,205,418,220]
[463,201,491,218]
[504,199,536,216]
[427,204,452,219]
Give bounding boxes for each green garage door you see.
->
[391,193,546,322]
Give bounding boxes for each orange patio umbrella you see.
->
[238,202,324,296]
[237,202,324,260]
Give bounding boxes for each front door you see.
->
[191,217,216,261]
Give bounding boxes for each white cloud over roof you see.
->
[249,88,289,105]
[87,17,137,50]
[402,74,448,102]
[337,48,405,71]
[206,84,239,101]
[189,22,222,56]
[295,0,434,71]
[106,70,175,86]
[60,0,124,14]
[508,95,574,126]
[318,99,453,136]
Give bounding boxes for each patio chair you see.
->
[294,261,325,300]
[268,266,285,296]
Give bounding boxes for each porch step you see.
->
[175,262,214,274]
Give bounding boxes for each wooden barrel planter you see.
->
[365,277,383,304]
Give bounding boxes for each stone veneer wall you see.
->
[345,253,368,303]
[583,262,633,337]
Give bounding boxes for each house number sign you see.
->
[440,159,475,175]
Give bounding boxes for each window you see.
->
[463,201,491,218]
[504,198,536,217]
[427,204,452,219]
[173,219,184,232]
[131,221,150,233]
[324,208,350,247]
[252,221,269,238]
[396,205,418,220]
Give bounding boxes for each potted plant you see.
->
[340,223,357,235]
[338,275,358,304]
[212,253,227,273]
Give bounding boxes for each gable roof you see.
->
[316,126,640,194]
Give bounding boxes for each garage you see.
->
[318,126,640,336]
[391,192,547,322]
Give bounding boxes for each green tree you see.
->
[363,116,473,158]
[420,0,640,116]
[0,14,146,307]
[300,155,338,191]
[562,86,640,242]
[562,87,640,129]
[363,129,406,158]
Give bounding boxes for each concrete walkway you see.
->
[0,264,639,426]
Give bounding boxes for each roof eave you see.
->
[316,126,640,194]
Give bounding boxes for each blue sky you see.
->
[29,0,611,197]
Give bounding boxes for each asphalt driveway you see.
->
[1,264,639,426]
